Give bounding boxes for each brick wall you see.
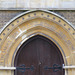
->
[53,10,75,26]
[0,11,24,30]
[0,10,75,31]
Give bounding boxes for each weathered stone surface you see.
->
[0,0,75,9]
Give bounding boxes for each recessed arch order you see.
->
[0,10,75,75]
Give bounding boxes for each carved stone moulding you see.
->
[0,10,75,75]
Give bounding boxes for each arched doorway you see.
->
[0,10,74,75]
[14,35,64,75]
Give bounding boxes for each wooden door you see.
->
[14,35,64,75]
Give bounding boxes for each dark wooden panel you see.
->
[14,35,64,75]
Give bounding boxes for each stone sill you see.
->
[0,8,75,10]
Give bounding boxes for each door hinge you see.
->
[44,64,62,72]
[16,64,34,73]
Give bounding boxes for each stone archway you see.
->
[0,10,75,75]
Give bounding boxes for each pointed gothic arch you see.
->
[0,10,75,75]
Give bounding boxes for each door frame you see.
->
[0,10,75,75]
